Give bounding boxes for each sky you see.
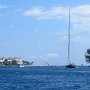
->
[0,0,90,65]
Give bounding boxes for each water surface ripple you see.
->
[0,66,90,90]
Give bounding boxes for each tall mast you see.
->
[66,9,75,68]
[68,9,71,64]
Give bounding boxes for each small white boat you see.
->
[20,65,24,67]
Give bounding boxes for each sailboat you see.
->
[65,10,75,68]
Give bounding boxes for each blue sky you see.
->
[0,0,90,65]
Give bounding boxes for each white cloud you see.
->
[46,53,60,59]
[23,5,90,43]
[52,31,90,43]
[51,30,90,44]
[22,4,90,25]
[23,7,44,16]
[71,4,90,17]
[22,5,90,20]
[72,35,85,43]
[22,6,68,20]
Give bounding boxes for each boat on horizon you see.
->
[65,10,75,68]
[66,63,75,68]
[19,65,24,67]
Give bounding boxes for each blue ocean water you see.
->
[0,66,90,90]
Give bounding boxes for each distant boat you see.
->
[65,10,75,68]
[66,63,75,68]
[20,65,24,67]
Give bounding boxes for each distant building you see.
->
[0,56,34,66]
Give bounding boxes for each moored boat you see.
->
[65,9,75,68]
[66,63,75,68]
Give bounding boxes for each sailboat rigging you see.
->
[65,10,75,68]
